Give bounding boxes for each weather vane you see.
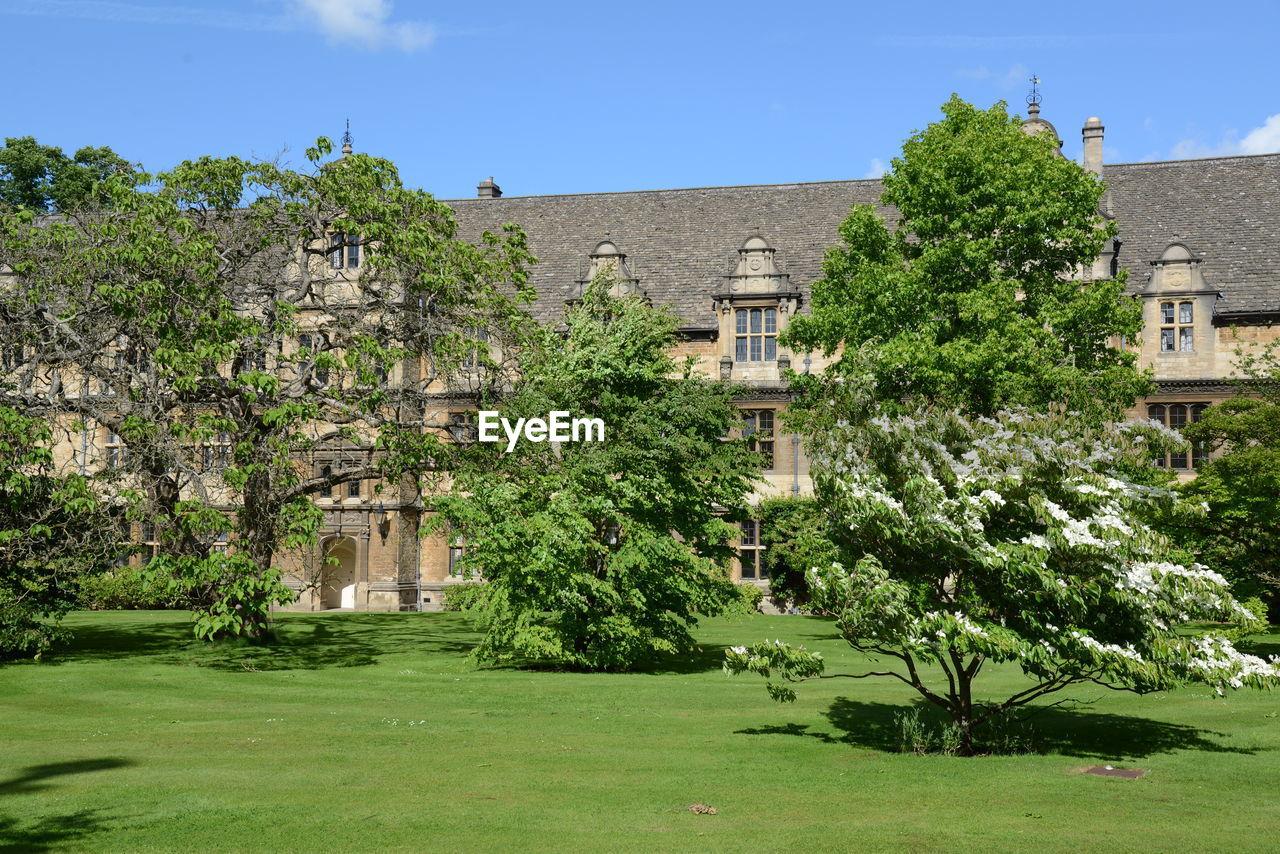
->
[1027,75,1042,108]
[342,118,353,148]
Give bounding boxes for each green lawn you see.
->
[2,611,1278,854]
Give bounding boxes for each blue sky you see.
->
[4,0,1279,199]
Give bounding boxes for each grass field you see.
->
[2,611,1279,853]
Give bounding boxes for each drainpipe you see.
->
[361,519,371,612]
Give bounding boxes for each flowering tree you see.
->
[726,374,1280,753]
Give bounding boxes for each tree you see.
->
[782,96,1152,424]
[726,371,1279,754]
[0,137,133,212]
[0,139,533,640]
[0,407,122,658]
[433,279,762,671]
[756,496,839,608]
[1179,341,1280,615]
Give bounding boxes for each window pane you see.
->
[735,310,747,334]
[750,309,762,334]
[1191,403,1207,422]
[1161,302,1174,324]
[1147,404,1166,423]
[740,521,755,547]
[741,411,756,438]
[764,309,777,334]
[1160,329,1175,351]
[1179,302,1193,324]
[749,336,762,361]
[348,479,360,498]
[1169,405,1187,430]
[348,243,360,269]
[1180,327,1194,352]
[759,410,773,432]
[765,336,776,361]
[735,337,747,362]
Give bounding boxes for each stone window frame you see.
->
[199,430,233,472]
[741,408,776,471]
[734,305,779,363]
[1158,300,1195,353]
[1147,402,1210,469]
[738,519,765,580]
[329,232,361,270]
[104,427,128,469]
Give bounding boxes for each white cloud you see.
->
[864,158,886,179]
[290,0,435,52]
[999,63,1031,91]
[0,0,436,52]
[1169,113,1280,159]
[1240,114,1280,154]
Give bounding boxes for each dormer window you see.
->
[735,308,777,362]
[330,233,360,270]
[1159,301,1194,352]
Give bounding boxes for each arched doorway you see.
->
[320,536,358,610]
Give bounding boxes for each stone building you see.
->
[390,110,1276,609]
[42,105,1280,612]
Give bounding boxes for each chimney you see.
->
[476,177,502,199]
[1082,117,1104,177]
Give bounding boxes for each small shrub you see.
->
[895,706,1036,756]
[981,711,1037,755]
[76,567,184,610]
[894,708,933,754]
[721,582,764,616]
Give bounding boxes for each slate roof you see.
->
[446,152,1280,327]
[1105,153,1280,315]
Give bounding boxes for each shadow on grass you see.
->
[1245,639,1280,660]
[633,643,734,675]
[632,615,845,675]
[46,613,481,672]
[0,758,133,853]
[737,697,1260,759]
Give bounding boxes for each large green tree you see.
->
[0,407,122,658]
[0,136,132,212]
[434,280,762,671]
[0,139,532,640]
[783,96,1152,423]
[1178,342,1280,615]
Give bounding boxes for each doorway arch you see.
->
[320,536,358,610]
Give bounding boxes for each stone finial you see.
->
[476,177,502,199]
